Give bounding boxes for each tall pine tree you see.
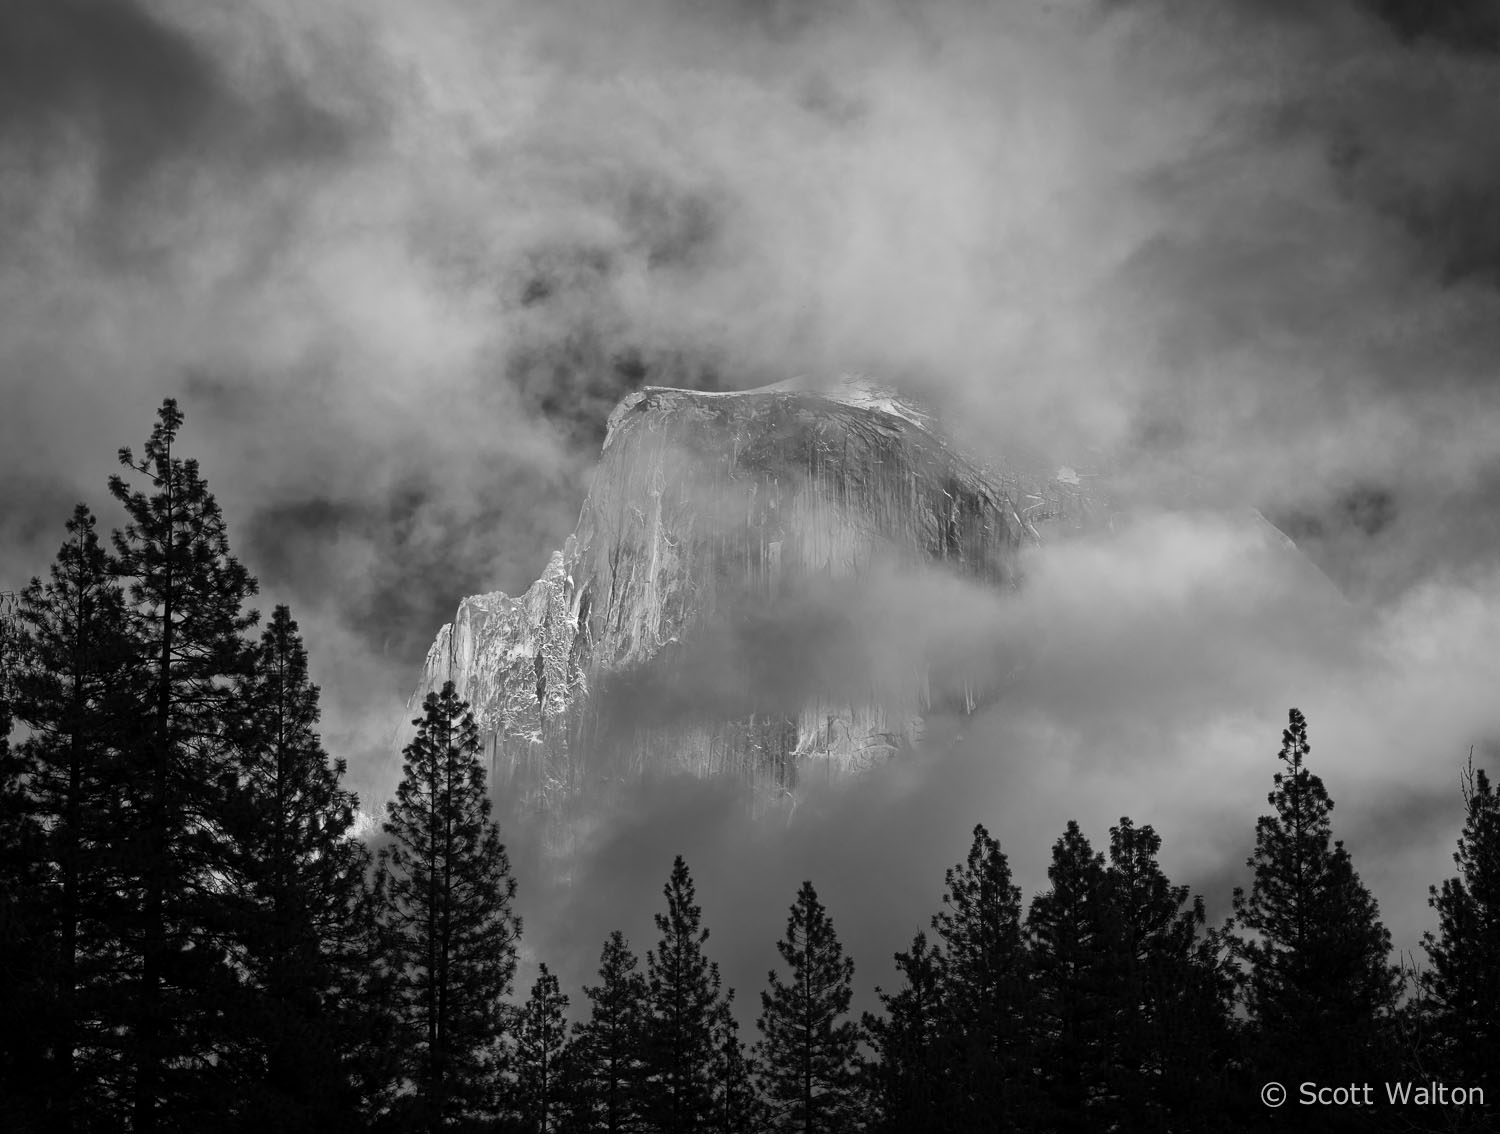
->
[1102,817,1235,1132]
[863,932,947,1133]
[344,873,407,1129]
[642,855,730,1133]
[931,823,1034,1130]
[0,687,50,1131]
[513,963,571,1134]
[754,880,862,1133]
[219,605,372,1130]
[377,680,520,1130]
[711,1003,761,1134]
[109,399,260,1131]
[1027,820,1111,1134]
[1026,818,1235,1133]
[1232,709,1399,1105]
[1421,752,1500,1097]
[11,505,138,1129]
[572,930,649,1134]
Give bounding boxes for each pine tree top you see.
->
[758,879,856,1024]
[1422,751,1500,1013]
[107,398,259,645]
[933,823,1024,964]
[1233,708,1399,1043]
[651,855,714,962]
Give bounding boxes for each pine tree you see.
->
[219,605,372,1130]
[1100,818,1235,1132]
[572,930,649,1133]
[108,399,260,1131]
[930,823,1033,1129]
[1421,752,1500,1096]
[1232,709,1400,1099]
[377,680,521,1130]
[754,881,862,1133]
[711,1002,761,1134]
[344,875,407,1129]
[514,963,571,1133]
[642,856,730,1133]
[1027,820,1111,1134]
[11,505,138,1129]
[863,932,948,1133]
[0,690,50,1131]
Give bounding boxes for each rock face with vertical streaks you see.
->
[401,375,1105,820]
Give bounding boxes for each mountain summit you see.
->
[402,376,1105,819]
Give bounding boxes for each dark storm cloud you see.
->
[245,474,551,666]
[1347,782,1467,876]
[1001,1,1500,602]
[1273,482,1400,593]
[0,471,92,553]
[1363,0,1500,53]
[0,0,226,171]
[0,0,360,266]
[1315,23,1500,291]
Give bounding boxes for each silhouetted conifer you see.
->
[863,931,948,1132]
[109,400,260,1131]
[1101,817,1236,1132]
[642,855,730,1133]
[218,605,372,1130]
[712,1005,760,1134]
[572,930,649,1133]
[1232,709,1399,1119]
[754,880,862,1132]
[1421,752,1500,1098]
[8,506,138,1128]
[514,963,571,1133]
[377,681,521,1130]
[1027,820,1111,1133]
[0,691,49,1131]
[931,823,1034,1129]
[345,877,407,1130]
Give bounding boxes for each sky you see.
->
[4,0,1500,1017]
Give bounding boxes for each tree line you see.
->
[1,400,1497,1132]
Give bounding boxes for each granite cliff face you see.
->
[402,376,1105,816]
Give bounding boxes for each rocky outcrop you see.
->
[403,376,1106,816]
